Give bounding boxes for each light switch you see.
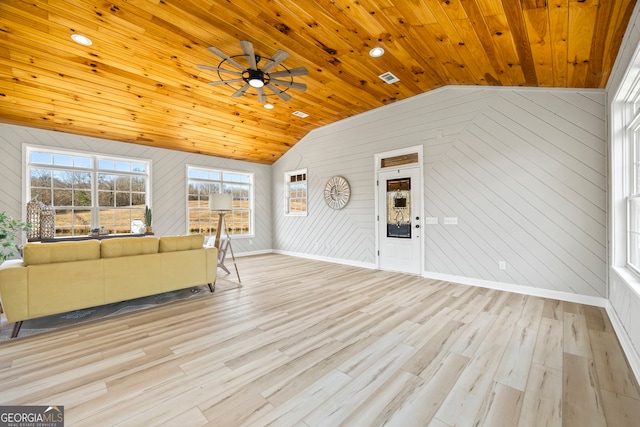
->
[425,217,438,225]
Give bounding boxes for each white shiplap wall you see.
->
[274,86,607,299]
[0,123,272,254]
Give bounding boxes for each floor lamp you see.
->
[209,193,241,284]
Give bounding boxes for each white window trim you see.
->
[284,168,308,216]
[23,144,152,236]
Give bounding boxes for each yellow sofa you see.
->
[0,234,217,338]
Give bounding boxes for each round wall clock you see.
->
[324,176,351,210]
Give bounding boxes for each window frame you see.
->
[619,64,640,277]
[24,145,151,238]
[627,112,640,274]
[186,165,254,238]
[284,168,308,216]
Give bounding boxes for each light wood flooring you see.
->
[1,254,639,426]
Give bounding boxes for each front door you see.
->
[377,167,422,275]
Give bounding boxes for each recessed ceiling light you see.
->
[71,34,92,46]
[369,47,385,58]
[264,103,274,109]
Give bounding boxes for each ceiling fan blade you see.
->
[232,83,251,97]
[197,65,242,76]
[208,46,246,71]
[207,78,244,86]
[268,67,309,78]
[271,79,307,91]
[261,50,290,73]
[266,83,292,101]
[240,40,257,70]
[256,87,267,103]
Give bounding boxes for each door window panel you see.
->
[386,178,412,238]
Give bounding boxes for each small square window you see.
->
[285,169,307,216]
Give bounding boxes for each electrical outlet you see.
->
[499,261,506,270]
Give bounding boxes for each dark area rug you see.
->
[0,286,214,342]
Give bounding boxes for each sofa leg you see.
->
[11,321,23,338]
[208,282,215,293]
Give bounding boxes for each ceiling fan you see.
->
[197,40,308,103]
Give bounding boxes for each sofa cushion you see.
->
[23,240,101,266]
[101,237,159,258]
[28,259,104,318]
[158,234,205,252]
[103,254,162,303]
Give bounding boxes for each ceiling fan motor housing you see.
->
[245,68,267,87]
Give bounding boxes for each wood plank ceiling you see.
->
[0,0,636,164]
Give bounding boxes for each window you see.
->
[187,166,253,236]
[628,115,640,272]
[26,146,150,237]
[624,78,640,273]
[285,169,307,216]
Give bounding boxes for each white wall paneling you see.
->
[274,86,607,299]
[0,124,24,215]
[609,269,640,380]
[0,123,272,254]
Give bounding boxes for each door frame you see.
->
[374,145,424,274]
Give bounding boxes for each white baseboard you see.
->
[268,252,606,307]
[227,248,273,258]
[605,300,640,385]
[422,271,608,307]
[272,250,378,270]
[268,252,608,306]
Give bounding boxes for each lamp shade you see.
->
[209,193,233,211]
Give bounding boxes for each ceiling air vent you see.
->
[378,71,400,84]
[292,111,309,118]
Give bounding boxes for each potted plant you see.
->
[0,211,31,263]
[144,205,153,234]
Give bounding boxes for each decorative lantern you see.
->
[40,205,55,239]
[26,198,43,241]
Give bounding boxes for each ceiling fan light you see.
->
[249,78,264,88]
[369,47,384,57]
[264,103,274,109]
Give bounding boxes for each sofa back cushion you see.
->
[158,234,204,252]
[101,237,159,258]
[23,240,101,266]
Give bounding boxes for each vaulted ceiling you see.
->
[0,0,636,164]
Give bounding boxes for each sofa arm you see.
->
[205,246,218,284]
[0,260,28,323]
